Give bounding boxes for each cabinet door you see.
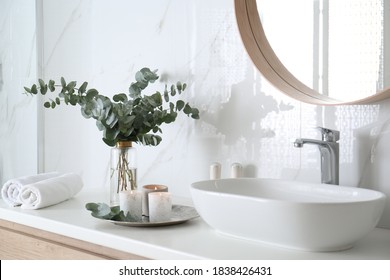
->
[0,219,146,260]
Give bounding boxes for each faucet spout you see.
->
[294,128,339,185]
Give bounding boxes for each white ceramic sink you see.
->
[190,178,386,252]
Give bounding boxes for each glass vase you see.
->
[110,141,137,206]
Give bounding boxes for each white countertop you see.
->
[1,190,390,260]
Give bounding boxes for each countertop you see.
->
[1,190,390,260]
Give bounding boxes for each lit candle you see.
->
[119,190,142,221]
[141,184,168,216]
[148,192,172,222]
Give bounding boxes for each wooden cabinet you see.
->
[0,219,146,260]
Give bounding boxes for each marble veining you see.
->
[0,0,38,184]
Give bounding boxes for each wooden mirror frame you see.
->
[235,0,390,105]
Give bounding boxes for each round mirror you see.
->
[235,0,390,105]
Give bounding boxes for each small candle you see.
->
[119,190,142,221]
[148,192,172,222]
[141,184,168,216]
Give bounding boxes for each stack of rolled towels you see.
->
[1,172,83,210]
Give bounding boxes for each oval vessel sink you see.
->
[190,178,386,252]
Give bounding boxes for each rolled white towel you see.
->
[19,173,83,210]
[1,172,60,207]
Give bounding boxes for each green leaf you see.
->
[48,80,56,91]
[67,81,77,92]
[137,134,162,146]
[151,92,162,106]
[38,79,45,89]
[135,71,146,83]
[129,83,141,97]
[169,102,174,112]
[122,127,134,137]
[85,202,112,219]
[171,84,176,96]
[102,137,116,147]
[95,120,104,130]
[176,100,185,111]
[122,115,136,124]
[24,87,31,93]
[139,67,159,83]
[86,89,99,100]
[183,103,192,114]
[78,81,88,94]
[106,112,118,128]
[61,77,66,88]
[176,81,182,92]
[182,83,187,91]
[44,101,51,108]
[69,95,78,106]
[113,93,128,103]
[40,85,48,95]
[81,107,93,119]
[104,127,120,141]
[31,84,38,94]
[86,203,138,221]
[191,108,200,119]
[164,87,169,102]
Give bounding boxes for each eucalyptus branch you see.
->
[24,67,200,147]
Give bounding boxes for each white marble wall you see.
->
[0,0,38,185]
[3,0,389,228]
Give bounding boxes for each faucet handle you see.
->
[316,127,340,142]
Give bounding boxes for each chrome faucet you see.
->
[294,127,339,185]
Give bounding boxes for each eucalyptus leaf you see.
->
[176,81,182,92]
[191,109,200,119]
[67,81,77,91]
[171,85,176,96]
[24,87,31,93]
[86,89,99,100]
[135,71,146,83]
[31,84,37,94]
[95,120,105,131]
[85,202,139,222]
[85,202,118,219]
[176,100,185,111]
[129,83,141,97]
[113,93,128,103]
[61,77,66,87]
[183,103,192,114]
[40,85,48,95]
[38,79,45,89]
[79,81,88,94]
[48,80,56,91]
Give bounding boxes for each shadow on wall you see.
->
[216,66,294,144]
[199,64,295,178]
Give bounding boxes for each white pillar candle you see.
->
[141,184,168,216]
[119,190,142,221]
[148,192,172,223]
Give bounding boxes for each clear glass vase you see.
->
[110,141,137,206]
